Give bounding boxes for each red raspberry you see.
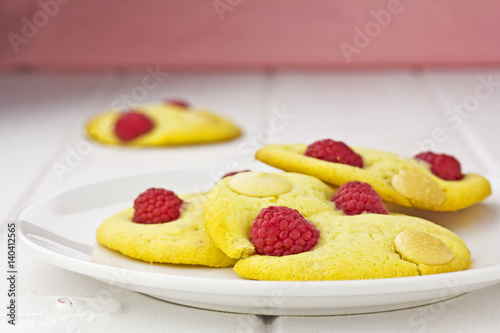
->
[221,170,250,179]
[166,99,190,108]
[414,152,464,181]
[132,188,183,224]
[250,206,320,256]
[332,181,388,215]
[305,139,363,167]
[114,112,154,141]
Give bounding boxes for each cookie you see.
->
[86,101,241,146]
[204,172,337,259]
[255,144,491,211]
[96,192,237,267]
[234,212,471,280]
[204,172,471,280]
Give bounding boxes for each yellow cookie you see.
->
[86,102,241,146]
[96,193,237,267]
[255,144,491,211]
[203,172,471,280]
[204,172,337,259]
[234,212,471,280]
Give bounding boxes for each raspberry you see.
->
[114,112,154,141]
[250,206,320,256]
[221,170,250,179]
[414,152,464,181]
[332,181,388,215]
[132,188,183,224]
[305,139,363,167]
[166,99,190,108]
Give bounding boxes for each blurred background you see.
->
[2,0,500,71]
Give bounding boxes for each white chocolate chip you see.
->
[228,172,292,197]
[391,169,445,205]
[394,230,454,265]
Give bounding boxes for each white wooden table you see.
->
[1,69,499,332]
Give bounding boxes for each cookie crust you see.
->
[96,193,237,267]
[86,103,241,146]
[256,144,491,211]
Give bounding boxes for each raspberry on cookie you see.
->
[221,170,251,179]
[332,181,388,215]
[114,112,154,141]
[96,190,237,267]
[204,172,336,259]
[86,101,241,146]
[250,206,320,256]
[132,188,184,224]
[255,142,491,211]
[305,139,363,167]
[414,151,463,181]
[165,98,190,109]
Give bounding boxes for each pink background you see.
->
[1,0,500,72]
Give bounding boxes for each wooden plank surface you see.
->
[1,70,499,332]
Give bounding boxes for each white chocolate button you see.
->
[395,230,454,265]
[228,172,292,197]
[391,169,445,205]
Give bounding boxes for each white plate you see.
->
[18,169,500,316]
